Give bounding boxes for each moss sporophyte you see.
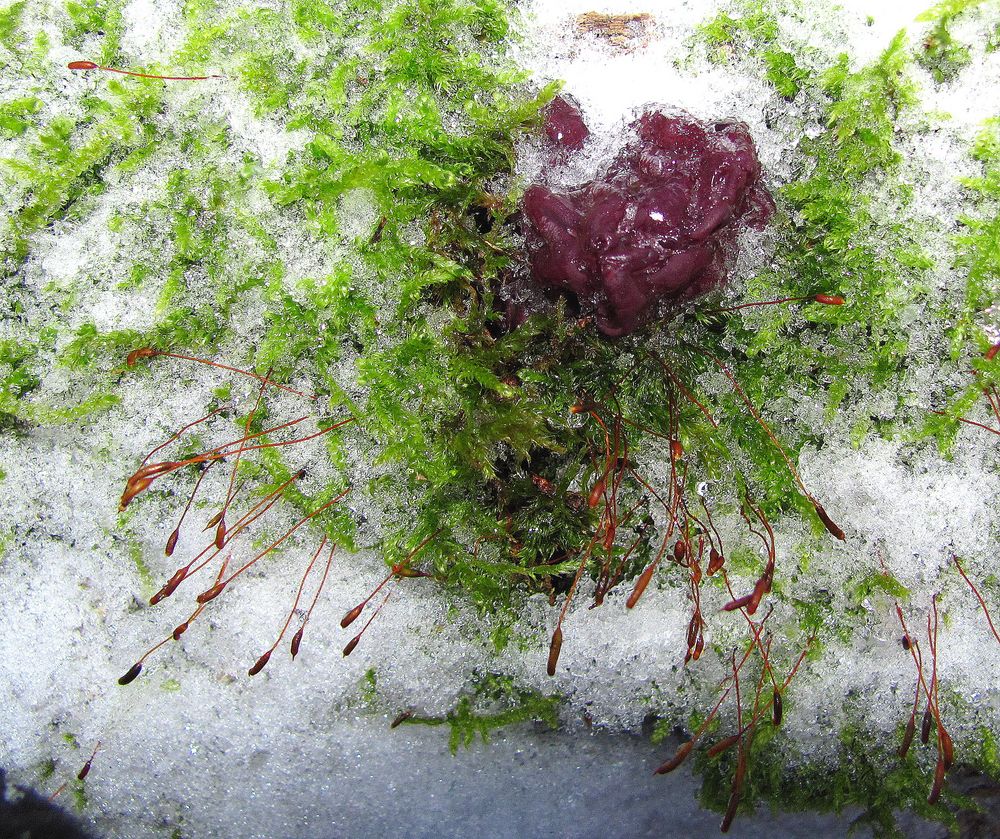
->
[6,0,999,832]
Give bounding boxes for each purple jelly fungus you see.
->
[543,95,590,151]
[522,107,775,336]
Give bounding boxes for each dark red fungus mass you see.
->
[523,98,775,336]
[542,94,590,151]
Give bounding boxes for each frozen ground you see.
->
[1,0,999,837]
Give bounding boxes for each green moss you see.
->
[396,673,560,753]
[851,570,911,605]
[915,0,985,84]
[2,81,164,269]
[0,2,26,55]
[128,539,155,598]
[0,96,42,137]
[64,0,126,65]
[930,115,1000,440]
[954,117,1000,348]
[696,725,962,836]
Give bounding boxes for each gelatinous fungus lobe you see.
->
[523,99,774,336]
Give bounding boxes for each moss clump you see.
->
[392,673,561,754]
[915,0,986,84]
[926,115,1000,444]
[696,725,964,837]
[955,117,1000,350]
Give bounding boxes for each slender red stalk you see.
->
[930,410,999,436]
[214,375,269,549]
[648,352,718,428]
[343,589,392,657]
[548,528,602,676]
[77,740,102,781]
[150,469,306,603]
[69,60,221,81]
[166,461,215,556]
[197,488,350,603]
[708,293,845,314]
[341,529,440,628]
[292,541,338,659]
[721,651,746,833]
[653,634,767,775]
[953,555,1000,645]
[248,536,328,676]
[121,416,353,509]
[126,347,317,399]
[695,347,845,541]
[141,403,231,466]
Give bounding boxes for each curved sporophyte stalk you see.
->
[68,59,222,81]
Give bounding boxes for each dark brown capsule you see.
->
[928,757,945,805]
[921,707,933,745]
[341,603,364,628]
[706,734,740,759]
[390,710,414,729]
[686,615,699,649]
[745,575,770,616]
[77,760,93,781]
[602,525,616,552]
[627,562,657,609]
[342,636,360,657]
[196,582,226,604]
[692,634,704,661]
[941,726,954,770]
[290,627,304,659]
[901,635,913,650]
[707,547,725,576]
[587,478,606,509]
[547,627,563,677]
[172,622,189,641]
[118,662,142,685]
[772,688,783,727]
[151,568,187,605]
[813,502,845,541]
[165,528,179,557]
[214,518,227,550]
[899,715,916,758]
[722,593,753,612]
[654,739,693,775]
[248,651,271,676]
[125,347,158,366]
[673,540,687,562]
